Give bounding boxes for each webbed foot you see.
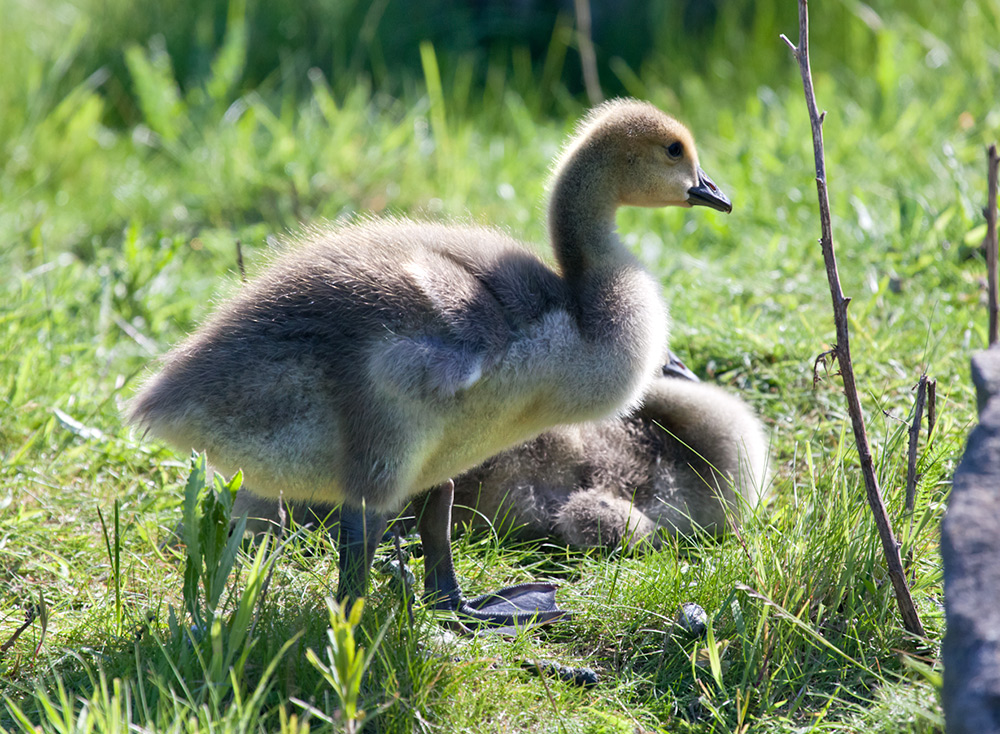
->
[418,481,571,634]
[458,581,570,632]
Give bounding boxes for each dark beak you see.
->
[662,350,700,382]
[687,167,732,213]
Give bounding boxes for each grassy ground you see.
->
[2,0,998,731]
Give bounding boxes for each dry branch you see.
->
[927,379,936,441]
[0,605,36,657]
[905,375,929,580]
[905,375,928,521]
[986,144,999,345]
[781,0,925,637]
[236,239,247,283]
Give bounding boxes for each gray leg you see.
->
[418,480,570,630]
[418,479,464,611]
[336,505,388,603]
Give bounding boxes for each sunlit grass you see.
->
[2,0,997,730]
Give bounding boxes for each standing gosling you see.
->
[128,99,731,627]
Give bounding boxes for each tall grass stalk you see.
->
[96,500,123,637]
[419,40,451,167]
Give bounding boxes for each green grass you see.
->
[2,0,998,730]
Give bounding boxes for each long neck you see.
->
[543,141,668,426]
[548,149,621,283]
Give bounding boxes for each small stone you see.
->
[524,659,599,688]
[677,602,708,637]
[376,558,415,592]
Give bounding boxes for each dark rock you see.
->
[941,349,1000,733]
[971,344,1000,416]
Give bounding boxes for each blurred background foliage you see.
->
[5,0,997,128]
[7,0,739,125]
[3,0,997,255]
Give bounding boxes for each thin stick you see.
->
[235,239,247,283]
[905,376,928,580]
[573,0,603,106]
[986,144,999,345]
[781,0,925,637]
[0,606,36,657]
[905,375,928,523]
[927,379,937,442]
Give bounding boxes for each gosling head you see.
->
[557,99,732,214]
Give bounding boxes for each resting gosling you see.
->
[128,99,731,627]
[451,366,769,548]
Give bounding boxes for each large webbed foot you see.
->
[417,480,571,634]
[460,582,569,630]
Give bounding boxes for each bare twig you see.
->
[905,376,928,579]
[905,375,928,522]
[236,239,247,283]
[0,605,37,657]
[986,144,999,344]
[573,0,603,106]
[927,379,937,441]
[782,0,925,637]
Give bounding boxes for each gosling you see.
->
[128,99,732,627]
[451,366,769,548]
[233,362,768,550]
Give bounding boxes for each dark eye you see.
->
[666,142,683,158]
